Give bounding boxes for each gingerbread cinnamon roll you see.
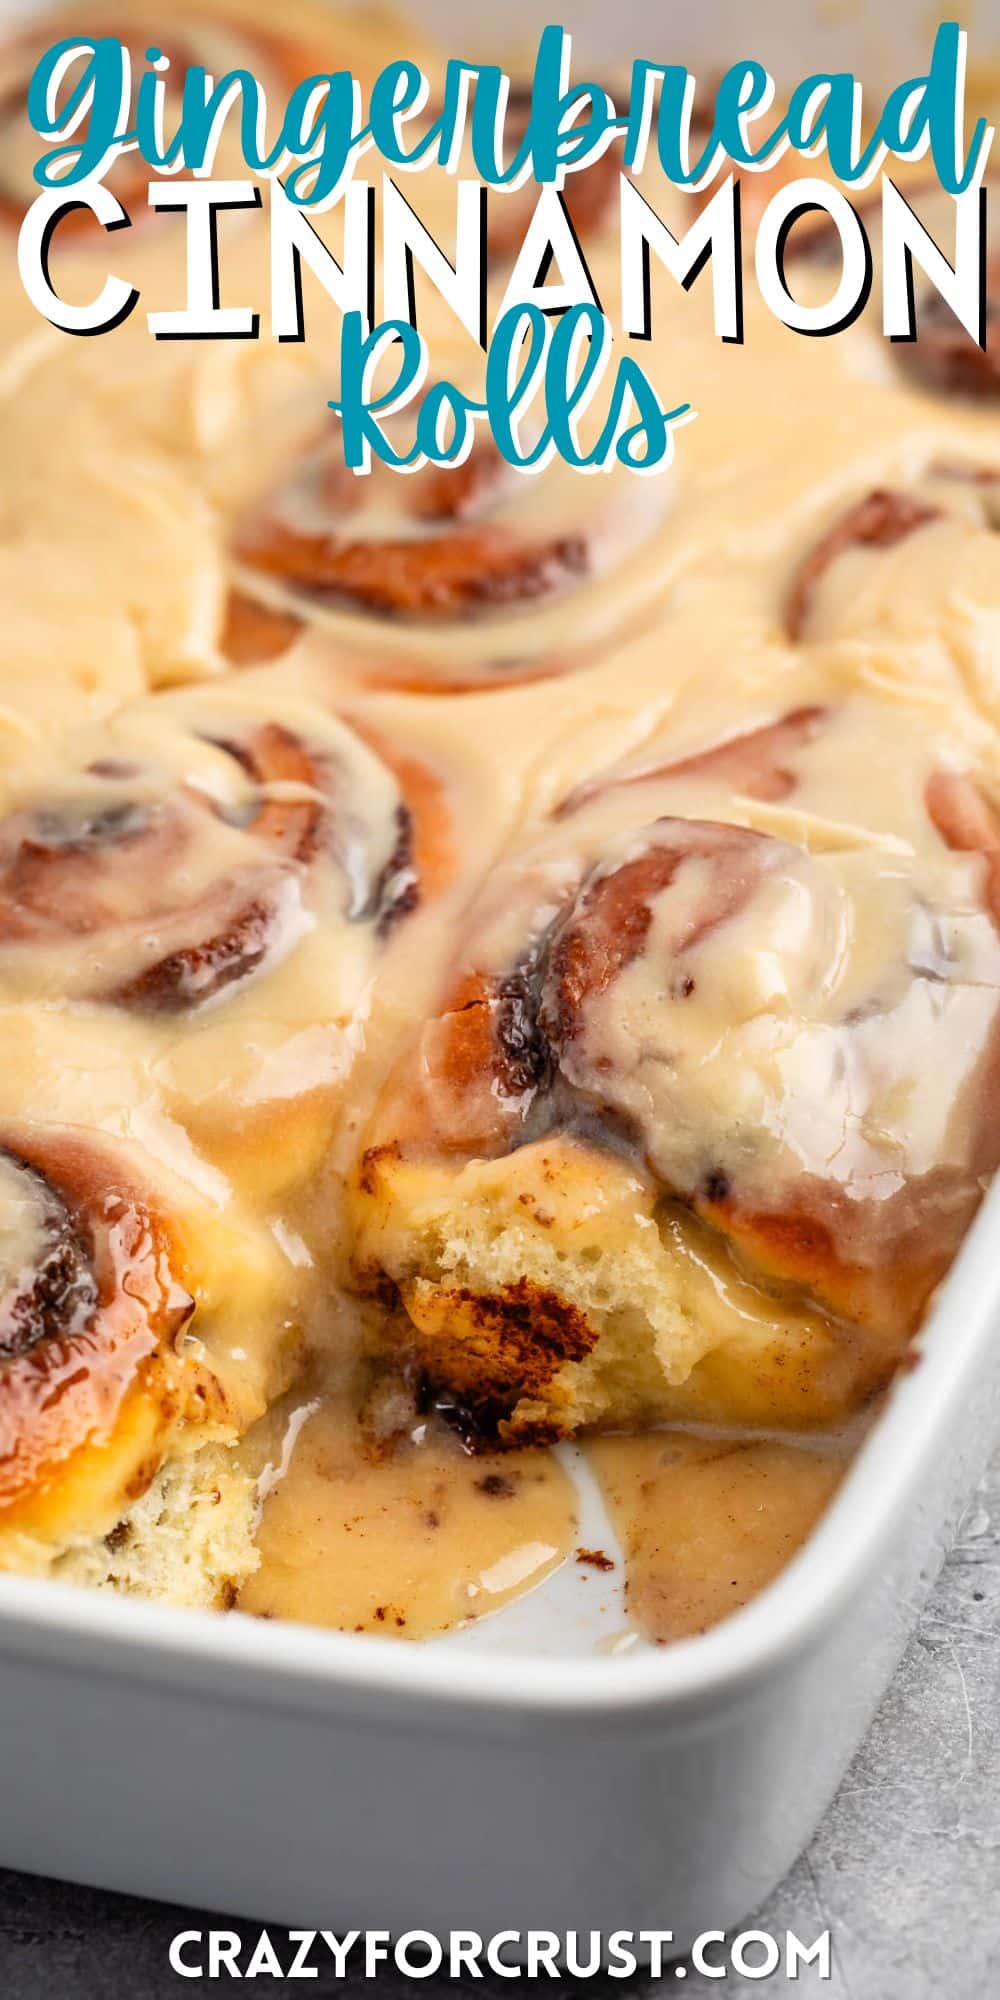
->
[236,436,589,626]
[0,1131,214,1566]
[228,412,670,690]
[352,695,1000,1437]
[0,1109,315,1600]
[0,682,455,1228]
[0,689,441,1013]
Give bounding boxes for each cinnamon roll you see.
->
[352,694,1000,1437]
[0,1107,317,1599]
[0,688,439,1012]
[0,681,454,1225]
[0,1132,228,1574]
[236,437,589,625]
[228,417,671,690]
[3,1,1000,1638]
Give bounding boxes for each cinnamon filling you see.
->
[235,432,592,623]
[0,719,418,1012]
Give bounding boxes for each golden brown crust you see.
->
[220,590,305,667]
[693,1174,980,1345]
[0,1133,196,1521]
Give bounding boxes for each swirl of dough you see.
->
[403,709,835,1156]
[536,810,996,1336]
[234,432,591,626]
[555,706,827,818]
[0,694,440,1010]
[227,401,672,689]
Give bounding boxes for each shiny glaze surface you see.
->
[0,1,998,1638]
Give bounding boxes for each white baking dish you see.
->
[0,1173,998,1947]
[1,0,999,1950]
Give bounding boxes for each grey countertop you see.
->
[1,1454,998,2000]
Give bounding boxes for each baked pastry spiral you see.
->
[0,678,455,1250]
[235,435,590,627]
[0,688,439,1012]
[0,1132,215,1566]
[352,695,1000,1435]
[0,673,456,1582]
[228,413,669,689]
